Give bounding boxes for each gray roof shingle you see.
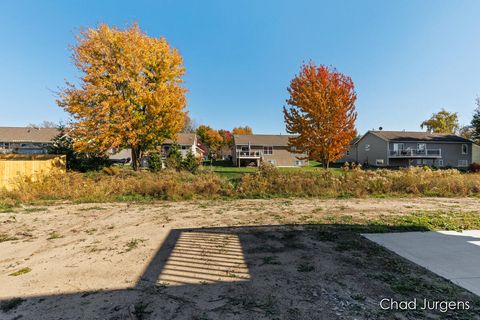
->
[164,133,196,145]
[369,131,472,143]
[0,127,60,143]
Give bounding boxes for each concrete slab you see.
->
[363,230,480,296]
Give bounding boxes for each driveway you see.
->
[364,230,480,296]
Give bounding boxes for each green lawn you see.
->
[204,160,342,179]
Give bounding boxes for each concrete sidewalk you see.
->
[363,230,480,296]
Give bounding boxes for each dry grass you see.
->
[1,166,479,205]
[1,169,232,204]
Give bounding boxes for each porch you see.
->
[236,151,262,167]
[388,148,441,158]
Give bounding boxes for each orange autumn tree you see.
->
[57,23,187,170]
[283,63,357,169]
[196,125,223,160]
[232,126,253,135]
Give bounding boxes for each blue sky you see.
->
[1,0,479,134]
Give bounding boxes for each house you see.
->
[160,133,205,158]
[340,130,480,168]
[0,127,60,154]
[232,134,308,167]
[109,133,205,163]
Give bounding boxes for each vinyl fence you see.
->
[0,154,66,190]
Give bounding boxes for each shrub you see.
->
[164,145,182,171]
[470,162,480,173]
[147,153,162,172]
[48,130,112,172]
[102,166,120,176]
[182,151,201,173]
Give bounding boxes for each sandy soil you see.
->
[1,197,480,319]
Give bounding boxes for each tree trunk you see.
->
[321,156,327,169]
[131,145,140,171]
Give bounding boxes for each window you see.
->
[263,146,273,155]
[393,143,404,151]
[458,160,468,167]
[376,159,384,165]
[416,159,422,165]
[181,145,187,150]
[268,160,276,165]
[462,144,468,155]
[436,159,444,167]
[422,159,433,166]
[295,160,304,166]
[346,150,350,156]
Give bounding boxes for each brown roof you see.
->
[0,127,60,143]
[164,133,196,145]
[233,134,294,146]
[369,131,471,143]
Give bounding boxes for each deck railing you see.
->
[388,149,441,158]
[236,151,261,158]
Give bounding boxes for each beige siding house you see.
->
[161,133,205,158]
[339,130,480,168]
[109,133,205,163]
[232,134,308,167]
[0,127,60,154]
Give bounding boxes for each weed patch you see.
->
[23,207,48,213]
[123,238,146,253]
[0,234,18,243]
[297,262,314,272]
[132,301,151,320]
[9,267,32,276]
[0,298,24,312]
[47,231,64,240]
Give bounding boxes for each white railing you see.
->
[388,149,441,157]
[236,151,261,158]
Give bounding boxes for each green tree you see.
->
[164,145,183,171]
[471,98,480,143]
[147,152,162,172]
[421,109,459,134]
[182,150,201,173]
[48,128,111,172]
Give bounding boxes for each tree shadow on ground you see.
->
[2,224,480,320]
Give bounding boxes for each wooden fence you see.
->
[0,154,66,190]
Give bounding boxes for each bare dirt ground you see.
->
[1,197,480,319]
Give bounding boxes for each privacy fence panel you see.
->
[0,154,66,190]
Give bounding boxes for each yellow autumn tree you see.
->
[57,23,187,170]
[283,63,357,168]
[232,126,253,135]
